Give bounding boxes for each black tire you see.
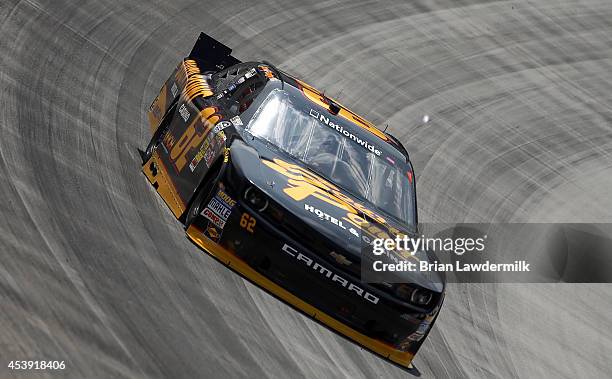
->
[143,101,177,163]
[184,159,224,227]
[185,187,208,227]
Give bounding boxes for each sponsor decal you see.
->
[207,197,232,221]
[263,158,408,247]
[169,106,221,172]
[263,159,386,225]
[245,68,257,79]
[282,243,379,304]
[179,103,190,122]
[216,190,237,207]
[189,136,211,172]
[309,109,382,156]
[230,116,243,126]
[330,251,352,266]
[171,82,178,98]
[189,157,200,172]
[304,203,358,237]
[203,147,216,167]
[189,131,224,172]
[205,225,221,241]
[213,121,232,134]
[201,190,236,231]
[299,81,389,141]
[304,203,345,228]
[239,212,256,233]
[203,208,226,229]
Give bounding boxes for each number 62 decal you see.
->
[240,213,256,233]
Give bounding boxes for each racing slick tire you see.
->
[142,100,177,163]
[184,158,224,227]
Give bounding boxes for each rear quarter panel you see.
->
[145,59,231,216]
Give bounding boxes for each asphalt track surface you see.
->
[1,0,612,378]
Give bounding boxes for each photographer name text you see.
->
[373,260,530,272]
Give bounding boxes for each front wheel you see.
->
[185,186,209,227]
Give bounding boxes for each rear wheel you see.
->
[143,101,177,163]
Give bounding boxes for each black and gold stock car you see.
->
[141,33,445,370]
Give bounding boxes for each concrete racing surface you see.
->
[2,0,612,377]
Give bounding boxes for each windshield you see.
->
[246,89,416,226]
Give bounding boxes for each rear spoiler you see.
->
[188,32,242,70]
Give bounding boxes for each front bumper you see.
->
[186,186,441,368]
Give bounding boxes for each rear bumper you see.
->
[185,188,442,368]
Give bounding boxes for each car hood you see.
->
[230,139,445,292]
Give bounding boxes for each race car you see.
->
[140,33,445,370]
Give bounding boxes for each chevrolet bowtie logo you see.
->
[330,251,351,265]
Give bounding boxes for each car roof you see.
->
[260,67,409,163]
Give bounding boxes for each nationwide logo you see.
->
[282,243,379,304]
[309,109,382,156]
